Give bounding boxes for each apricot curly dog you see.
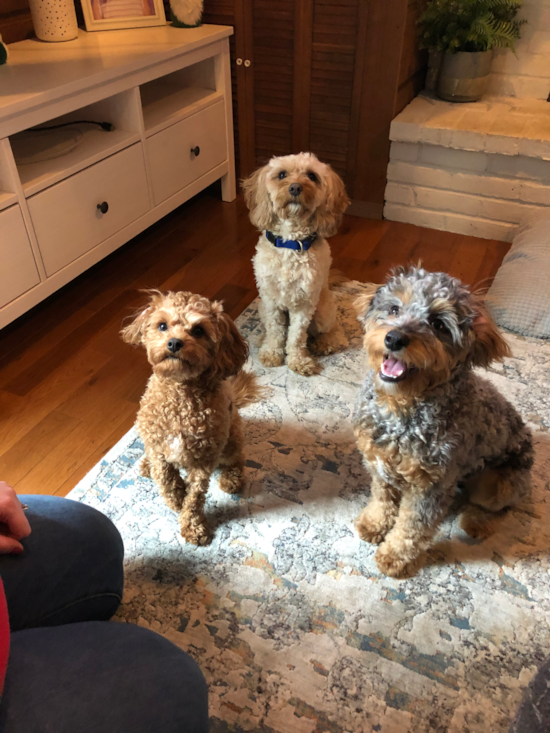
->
[122,291,263,546]
[353,266,533,578]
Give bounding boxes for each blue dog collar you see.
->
[265,230,317,252]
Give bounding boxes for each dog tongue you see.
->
[382,357,406,377]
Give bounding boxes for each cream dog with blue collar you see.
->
[242,153,350,376]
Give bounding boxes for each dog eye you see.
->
[431,318,447,333]
[158,322,168,332]
[278,170,287,180]
[307,172,318,183]
[191,325,205,338]
[389,305,400,316]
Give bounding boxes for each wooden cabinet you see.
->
[0,25,236,329]
[147,100,228,206]
[202,0,428,215]
[0,204,40,309]
[28,144,150,276]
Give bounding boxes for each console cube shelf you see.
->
[0,25,236,329]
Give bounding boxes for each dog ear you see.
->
[469,299,510,368]
[121,290,165,345]
[241,167,273,231]
[354,284,381,324]
[121,306,151,346]
[354,294,374,321]
[213,309,249,380]
[316,166,350,237]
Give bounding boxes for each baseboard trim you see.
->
[347,200,384,220]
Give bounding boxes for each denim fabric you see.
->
[0,622,209,733]
[0,495,124,631]
[0,495,208,733]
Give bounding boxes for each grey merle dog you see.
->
[353,266,533,578]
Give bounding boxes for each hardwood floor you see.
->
[0,186,510,497]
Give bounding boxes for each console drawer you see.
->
[28,143,150,276]
[147,100,227,206]
[0,204,40,309]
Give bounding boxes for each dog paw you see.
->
[219,467,244,495]
[139,456,151,478]
[259,348,285,368]
[310,341,336,357]
[355,516,389,545]
[287,354,321,376]
[459,507,498,540]
[310,332,349,357]
[180,522,212,546]
[375,544,418,578]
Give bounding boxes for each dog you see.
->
[121,290,263,546]
[242,152,350,376]
[353,266,533,578]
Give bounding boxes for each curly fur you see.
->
[242,152,350,376]
[121,290,263,546]
[353,267,534,578]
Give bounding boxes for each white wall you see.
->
[488,0,550,100]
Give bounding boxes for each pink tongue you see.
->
[382,357,406,377]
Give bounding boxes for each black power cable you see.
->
[27,120,114,132]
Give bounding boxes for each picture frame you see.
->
[80,0,167,32]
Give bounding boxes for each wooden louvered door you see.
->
[248,0,295,169]
[202,0,426,211]
[234,0,367,186]
[304,0,365,184]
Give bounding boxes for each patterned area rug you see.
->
[69,281,550,733]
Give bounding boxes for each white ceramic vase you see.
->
[29,0,78,43]
[170,0,203,27]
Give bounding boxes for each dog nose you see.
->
[384,330,409,352]
[288,183,302,197]
[167,338,184,353]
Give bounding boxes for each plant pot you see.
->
[437,50,494,103]
[425,51,443,93]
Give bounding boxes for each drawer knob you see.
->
[97,201,109,214]
[191,146,200,157]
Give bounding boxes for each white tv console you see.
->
[0,24,235,329]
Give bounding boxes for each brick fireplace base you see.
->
[384,94,550,242]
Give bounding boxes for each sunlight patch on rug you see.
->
[70,281,550,733]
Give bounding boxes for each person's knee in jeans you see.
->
[2,622,209,733]
[0,480,209,732]
[0,490,124,631]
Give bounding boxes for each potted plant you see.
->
[418,0,525,102]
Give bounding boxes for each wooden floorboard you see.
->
[0,187,510,497]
